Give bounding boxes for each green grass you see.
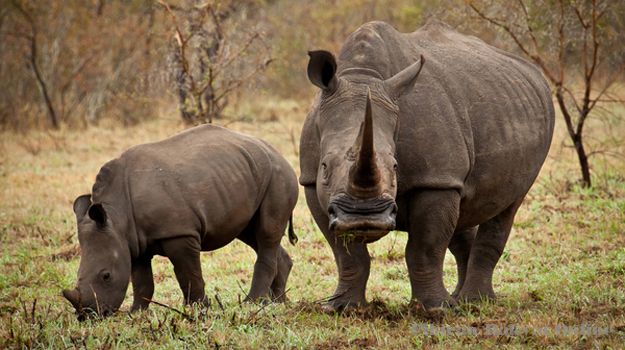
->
[1,102,624,349]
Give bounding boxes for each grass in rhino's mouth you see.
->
[336,230,388,238]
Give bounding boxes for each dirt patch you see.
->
[314,336,377,350]
[292,299,447,323]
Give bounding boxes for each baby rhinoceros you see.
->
[62,125,298,319]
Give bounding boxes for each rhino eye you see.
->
[393,164,398,172]
[100,271,111,282]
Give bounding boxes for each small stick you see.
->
[245,288,291,325]
[214,293,225,312]
[142,297,194,321]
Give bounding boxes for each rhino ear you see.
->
[307,50,338,92]
[384,54,425,101]
[73,194,92,219]
[88,203,107,226]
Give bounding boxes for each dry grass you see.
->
[0,99,624,349]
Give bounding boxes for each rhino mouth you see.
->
[328,195,397,241]
[62,288,116,321]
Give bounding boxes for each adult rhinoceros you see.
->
[300,20,554,312]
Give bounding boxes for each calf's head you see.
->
[62,194,131,319]
[306,50,424,242]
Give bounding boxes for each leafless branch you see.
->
[10,0,58,128]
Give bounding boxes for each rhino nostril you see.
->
[328,204,337,217]
[391,203,398,216]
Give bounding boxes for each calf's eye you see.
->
[101,271,111,282]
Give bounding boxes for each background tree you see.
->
[0,0,166,130]
[468,0,625,187]
[160,0,271,125]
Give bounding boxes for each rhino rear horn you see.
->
[384,54,425,100]
[348,88,381,196]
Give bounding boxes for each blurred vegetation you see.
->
[1,0,623,129]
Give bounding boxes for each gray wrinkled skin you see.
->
[300,20,554,312]
[64,125,298,318]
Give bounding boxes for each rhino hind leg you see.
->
[238,229,292,303]
[449,226,477,299]
[243,168,297,303]
[270,247,293,302]
[457,197,524,302]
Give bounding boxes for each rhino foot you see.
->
[456,288,496,303]
[418,294,457,311]
[320,289,367,313]
[320,299,366,314]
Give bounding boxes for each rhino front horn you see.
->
[348,88,381,197]
[62,288,82,310]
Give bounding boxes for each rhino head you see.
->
[306,50,424,242]
[62,194,131,319]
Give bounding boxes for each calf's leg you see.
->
[160,237,207,306]
[238,227,292,302]
[130,256,154,311]
[270,246,293,302]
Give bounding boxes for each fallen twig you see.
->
[142,297,194,321]
[245,288,291,325]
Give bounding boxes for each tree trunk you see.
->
[29,43,59,129]
[573,134,591,187]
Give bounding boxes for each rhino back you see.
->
[118,125,273,249]
[339,21,554,225]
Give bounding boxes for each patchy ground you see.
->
[1,101,624,349]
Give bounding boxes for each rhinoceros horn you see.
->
[348,88,381,197]
[62,288,82,311]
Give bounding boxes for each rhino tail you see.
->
[287,214,298,245]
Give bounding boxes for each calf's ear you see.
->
[73,194,92,219]
[88,203,107,226]
[307,50,338,92]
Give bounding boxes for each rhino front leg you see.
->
[406,189,460,311]
[130,256,154,312]
[160,237,207,306]
[305,187,370,312]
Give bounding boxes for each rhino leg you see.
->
[160,237,208,306]
[270,247,293,302]
[246,244,279,302]
[238,228,292,303]
[449,226,477,299]
[458,197,524,302]
[406,189,460,311]
[130,256,154,312]
[245,169,297,303]
[305,187,370,312]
